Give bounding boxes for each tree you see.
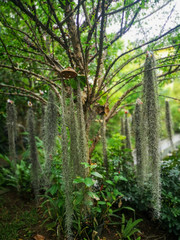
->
[0,0,180,155]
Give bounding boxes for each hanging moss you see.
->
[134,99,146,185]
[120,117,125,136]
[124,112,132,150]
[6,99,17,168]
[165,100,174,149]
[120,117,125,150]
[77,78,89,177]
[27,105,41,199]
[40,104,45,138]
[43,90,58,186]
[142,52,161,218]
[102,115,108,174]
[60,82,73,239]
[69,87,81,178]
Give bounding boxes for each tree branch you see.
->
[10,0,66,48]
[91,0,106,101]
[159,95,180,102]
[0,64,61,91]
[93,24,180,80]
[105,0,141,16]
[0,83,47,104]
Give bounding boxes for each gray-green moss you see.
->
[165,100,174,149]
[77,78,89,177]
[102,115,108,174]
[43,90,58,186]
[125,113,132,150]
[134,101,146,185]
[142,52,161,218]
[120,117,125,150]
[69,87,81,178]
[6,100,17,168]
[60,82,73,239]
[27,107,41,199]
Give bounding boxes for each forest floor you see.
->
[0,189,178,240]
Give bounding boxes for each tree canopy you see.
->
[0,0,180,153]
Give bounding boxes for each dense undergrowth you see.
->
[0,138,179,239]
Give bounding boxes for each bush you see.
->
[116,148,180,236]
[161,150,180,235]
[0,154,32,195]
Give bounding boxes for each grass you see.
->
[0,194,39,240]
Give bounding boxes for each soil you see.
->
[0,189,178,240]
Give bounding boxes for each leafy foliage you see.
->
[0,154,31,194]
[161,150,180,236]
[117,148,180,236]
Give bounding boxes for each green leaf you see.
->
[73,177,84,184]
[113,189,123,197]
[91,171,103,178]
[114,175,128,182]
[48,184,58,195]
[114,175,119,183]
[88,191,100,200]
[106,180,114,185]
[81,162,91,168]
[84,177,94,187]
[98,201,106,205]
[122,206,135,212]
[119,175,128,181]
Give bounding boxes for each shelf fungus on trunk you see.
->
[60,67,77,79]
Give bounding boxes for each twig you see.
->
[159,95,180,102]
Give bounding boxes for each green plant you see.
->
[0,154,31,194]
[160,149,180,236]
[41,159,66,238]
[0,197,39,240]
[72,162,138,239]
[116,148,180,236]
[117,214,142,240]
